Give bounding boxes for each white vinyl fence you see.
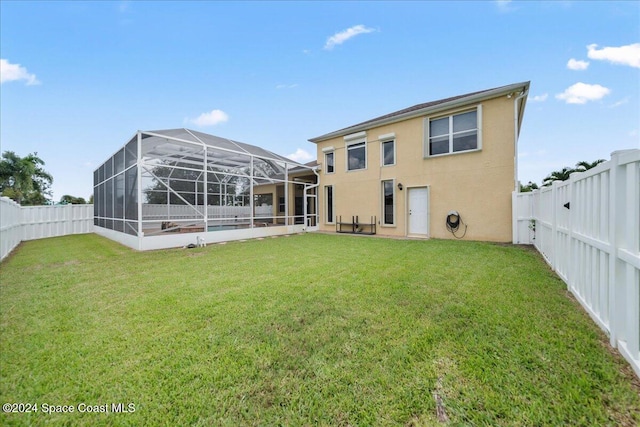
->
[513,149,640,377]
[0,197,94,261]
[0,197,22,262]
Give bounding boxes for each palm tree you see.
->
[519,181,539,192]
[541,159,608,187]
[542,166,575,187]
[575,159,605,172]
[0,151,53,205]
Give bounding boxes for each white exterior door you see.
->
[408,187,429,236]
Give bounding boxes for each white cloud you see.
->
[117,1,134,25]
[0,59,40,85]
[567,58,589,70]
[188,109,229,126]
[324,25,376,50]
[629,129,638,138]
[276,83,299,90]
[555,82,610,104]
[495,0,514,12]
[531,93,548,102]
[608,97,629,108]
[287,148,314,163]
[587,43,640,68]
[118,1,130,13]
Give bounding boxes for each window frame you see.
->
[344,132,367,172]
[324,151,335,174]
[346,140,367,171]
[424,105,482,158]
[324,185,335,224]
[381,179,395,227]
[381,138,396,167]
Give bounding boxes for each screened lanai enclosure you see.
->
[93,129,318,250]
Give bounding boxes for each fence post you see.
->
[550,180,559,272]
[608,151,621,348]
[567,173,577,292]
[623,153,639,359]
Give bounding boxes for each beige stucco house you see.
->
[309,81,530,242]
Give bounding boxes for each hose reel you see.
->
[446,210,467,239]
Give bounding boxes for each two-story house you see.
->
[309,81,529,242]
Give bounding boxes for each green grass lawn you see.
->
[1,233,639,426]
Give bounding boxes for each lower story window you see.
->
[325,185,334,223]
[382,180,394,225]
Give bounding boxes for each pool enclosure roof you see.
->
[141,128,307,171]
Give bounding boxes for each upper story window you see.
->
[347,140,366,171]
[425,106,482,157]
[344,131,367,171]
[382,139,395,166]
[325,151,334,174]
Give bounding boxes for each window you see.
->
[426,107,481,157]
[325,185,334,223]
[325,151,334,174]
[382,180,394,225]
[382,139,395,166]
[347,141,366,171]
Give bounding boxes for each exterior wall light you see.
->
[397,183,403,190]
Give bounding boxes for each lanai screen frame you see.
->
[93,129,318,249]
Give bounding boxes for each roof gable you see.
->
[309,81,530,143]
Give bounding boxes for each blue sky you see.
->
[1,0,638,201]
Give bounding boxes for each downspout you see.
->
[513,88,528,192]
[512,88,528,244]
